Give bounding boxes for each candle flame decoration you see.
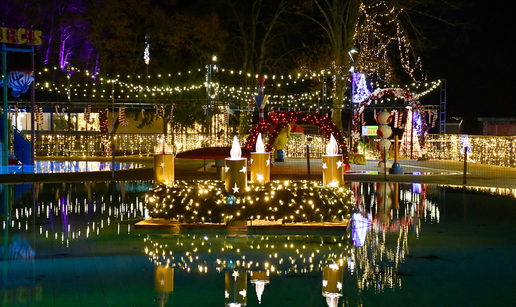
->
[255,133,265,153]
[326,134,339,155]
[230,136,242,159]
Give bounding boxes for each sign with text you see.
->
[362,125,379,136]
[1,27,42,46]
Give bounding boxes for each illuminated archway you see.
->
[352,88,428,138]
[245,111,348,156]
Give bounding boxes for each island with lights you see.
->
[137,134,354,231]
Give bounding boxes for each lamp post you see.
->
[111,79,116,179]
[66,63,71,156]
[348,49,358,151]
[206,55,217,137]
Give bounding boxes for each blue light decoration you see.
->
[352,72,371,104]
[0,70,34,98]
[412,183,422,194]
[460,135,471,155]
[413,110,423,135]
[350,212,371,247]
[143,44,150,65]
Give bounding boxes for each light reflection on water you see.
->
[0,160,144,174]
[1,181,516,306]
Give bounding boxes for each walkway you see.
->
[1,156,515,189]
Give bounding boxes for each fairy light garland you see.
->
[31,64,440,109]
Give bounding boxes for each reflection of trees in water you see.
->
[144,233,350,275]
[347,182,441,298]
[7,181,152,253]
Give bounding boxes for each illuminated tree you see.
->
[292,0,459,131]
[400,109,421,159]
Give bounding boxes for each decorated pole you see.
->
[225,136,247,194]
[376,110,393,168]
[255,75,268,122]
[389,135,404,174]
[322,134,344,187]
[250,133,270,184]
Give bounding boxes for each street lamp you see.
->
[206,55,217,137]
[348,49,358,151]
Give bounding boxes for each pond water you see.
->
[0,161,144,175]
[1,181,516,307]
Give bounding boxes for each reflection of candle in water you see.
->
[322,264,343,307]
[250,270,270,304]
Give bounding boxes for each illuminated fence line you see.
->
[24,132,330,158]
[424,134,516,167]
[26,132,515,166]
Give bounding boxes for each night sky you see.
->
[424,1,515,134]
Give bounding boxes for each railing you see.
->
[424,134,516,167]
[22,132,516,168]
[23,132,331,158]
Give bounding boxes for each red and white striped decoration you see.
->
[38,107,44,126]
[141,108,145,118]
[170,105,174,120]
[119,105,129,126]
[224,106,229,126]
[398,111,404,128]
[431,110,438,128]
[54,104,59,116]
[85,104,94,124]
[391,110,399,128]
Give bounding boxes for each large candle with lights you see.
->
[153,154,174,186]
[322,263,343,307]
[250,270,270,304]
[225,268,247,307]
[225,136,247,194]
[250,133,270,184]
[322,134,344,187]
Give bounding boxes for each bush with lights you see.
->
[145,180,354,224]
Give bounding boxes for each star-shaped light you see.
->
[232,183,239,194]
[239,289,247,298]
[337,281,342,291]
[160,162,166,168]
[322,163,328,169]
[322,279,328,287]
[225,166,230,173]
[256,174,264,182]
[250,158,254,164]
[239,166,246,173]
[266,159,270,166]
[225,290,230,298]
[328,180,339,187]
[336,160,342,169]
[232,270,239,280]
